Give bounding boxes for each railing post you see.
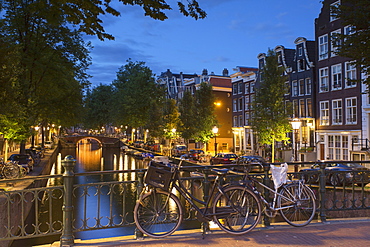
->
[318,162,327,223]
[262,163,271,227]
[60,155,76,246]
[201,167,211,234]
[135,170,145,239]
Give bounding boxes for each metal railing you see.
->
[0,159,369,246]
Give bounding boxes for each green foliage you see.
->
[193,82,217,143]
[162,98,181,139]
[178,91,197,141]
[331,0,370,86]
[83,84,114,130]
[112,59,164,129]
[251,49,292,146]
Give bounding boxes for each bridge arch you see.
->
[59,135,121,148]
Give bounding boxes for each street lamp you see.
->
[212,126,219,156]
[290,118,301,171]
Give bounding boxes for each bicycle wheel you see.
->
[278,183,316,227]
[134,189,183,238]
[2,163,20,179]
[213,185,261,235]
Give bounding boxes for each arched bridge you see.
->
[59,135,122,148]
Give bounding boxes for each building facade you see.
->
[315,0,363,161]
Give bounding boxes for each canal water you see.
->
[11,140,151,246]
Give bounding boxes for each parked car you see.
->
[300,162,370,187]
[233,155,266,173]
[172,145,187,157]
[181,149,205,162]
[133,141,144,148]
[210,153,238,165]
[7,154,34,173]
[44,141,54,149]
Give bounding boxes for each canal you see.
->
[11,140,150,246]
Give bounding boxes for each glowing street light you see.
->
[212,126,219,156]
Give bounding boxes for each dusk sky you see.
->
[86,0,324,87]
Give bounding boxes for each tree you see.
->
[112,60,163,130]
[194,82,218,144]
[251,49,292,162]
[331,0,370,86]
[83,84,114,130]
[178,90,197,145]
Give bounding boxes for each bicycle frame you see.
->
[246,176,310,212]
[147,167,240,221]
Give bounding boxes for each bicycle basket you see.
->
[144,160,174,191]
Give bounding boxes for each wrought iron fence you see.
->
[0,159,369,246]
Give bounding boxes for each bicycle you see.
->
[134,157,262,238]
[235,162,317,227]
[0,157,21,179]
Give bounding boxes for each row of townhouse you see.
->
[157,0,368,161]
[233,0,369,162]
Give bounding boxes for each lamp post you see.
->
[212,126,219,156]
[290,118,301,172]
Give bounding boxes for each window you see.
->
[239,115,243,126]
[328,134,348,160]
[320,101,329,126]
[238,98,243,111]
[298,47,303,56]
[330,1,340,22]
[299,99,305,117]
[232,84,238,95]
[306,98,312,117]
[319,68,329,92]
[233,116,238,127]
[233,99,237,112]
[245,83,250,94]
[245,96,250,110]
[332,99,342,125]
[345,61,356,88]
[305,78,312,95]
[299,79,305,95]
[319,34,328,60]
[344,25,355,36]
[292,80,298,96]
[298,59,305,72]
[346,97,357,124]
[331,29,341,56]
[284,81,290,95]
[238,82,243,94]
[293,99,298,117]
[331,64,342,90]
[250,82,255,93]
[245,112,250,126]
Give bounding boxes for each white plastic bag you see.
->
[270,163,288,189]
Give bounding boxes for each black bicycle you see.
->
[134,158,261,238]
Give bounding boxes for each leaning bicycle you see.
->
[134,157,262,238]
[235,162,317,227]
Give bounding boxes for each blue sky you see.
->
[86,0,323,87]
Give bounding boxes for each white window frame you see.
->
[331,64,342,90]
[332,99,342,125]
[319,67,329,92]
[292,80,298,96]
[299,79,305,96]
[319,34,328,60]
[233,99,237,112]
[345,61,356,88]
[330,1,340,22]
[331,29,341,57]
[346,97,357,124]
[305,78,312,95]
[320,101,329,126]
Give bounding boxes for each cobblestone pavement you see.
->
[42,218,370,247]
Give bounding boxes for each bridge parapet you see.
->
[59,135,121,148]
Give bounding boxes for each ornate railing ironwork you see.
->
[0,159,369,246]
